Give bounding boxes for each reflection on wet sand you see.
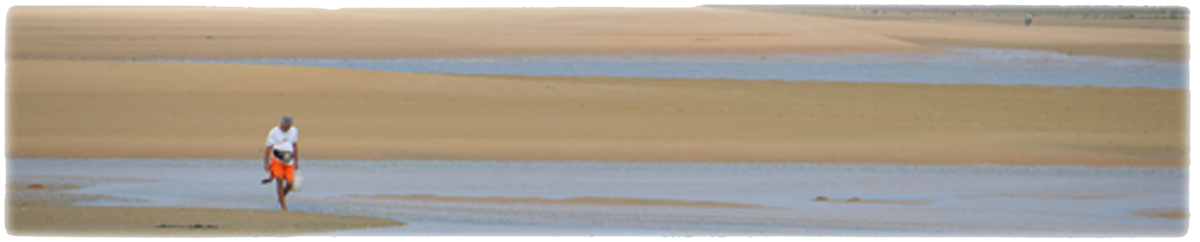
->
[351,194,768,209]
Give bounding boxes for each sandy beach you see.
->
[3,6,1189,236]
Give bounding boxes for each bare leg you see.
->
[283,181,293,197]
[275,178,288,211]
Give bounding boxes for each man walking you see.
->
[263,115,299,211]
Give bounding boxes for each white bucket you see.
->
[292,171,303,192]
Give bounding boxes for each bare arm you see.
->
[264,146,273,171]
[293,143,299,170]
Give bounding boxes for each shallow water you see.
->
[177,47,1187,89]
[5,158,1187,236]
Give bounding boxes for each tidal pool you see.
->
[176,46,1188,89]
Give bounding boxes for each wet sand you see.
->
[8,159,1186,236]
[353,194,767,209]
[7,60,1187,166]
[810,196,935,205]
[6,181,405,237]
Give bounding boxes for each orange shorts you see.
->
[269,156,295,182]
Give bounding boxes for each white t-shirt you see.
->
[266,126,299,152]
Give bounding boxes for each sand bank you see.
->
[7,206,404,237]
[6,181,404,237]
[7,60,1186,166]
[1132,209,1190,219]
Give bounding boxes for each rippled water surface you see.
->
[179,47,1188,89]
[6,158,1187,236]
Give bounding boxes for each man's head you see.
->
[280,115,293,131]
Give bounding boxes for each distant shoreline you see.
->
[6,6,1186,60]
